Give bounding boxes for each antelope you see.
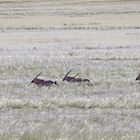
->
[136,73,140,81]
[72,77,93,86]
[31,72,58,87]
[63,70,93,86]
[63,70,78,82]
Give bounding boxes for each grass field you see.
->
[0,0,140,139]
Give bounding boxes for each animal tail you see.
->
[136,77,138,81]
[54,81,59,86]
[82,79,93,86]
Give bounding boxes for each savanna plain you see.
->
[0,0,140,139]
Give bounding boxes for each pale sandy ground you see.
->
[1,14,140,29]
[0,0,140,29]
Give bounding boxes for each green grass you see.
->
[1,130,140,140]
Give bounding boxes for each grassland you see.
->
[0,0,140,139]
